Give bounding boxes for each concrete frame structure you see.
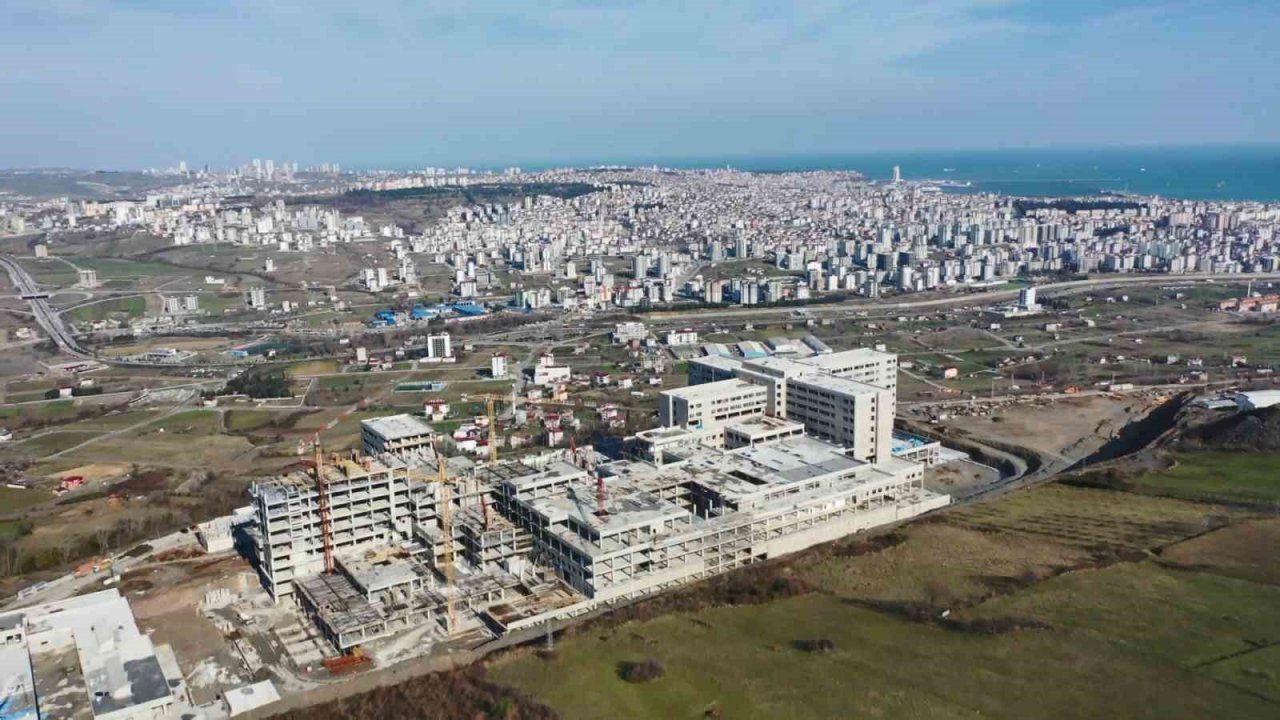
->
[360,414,435,456]
[251,457,414,601]
[502,437,943,601]
[246,347,947,653]
[724,416,805,449]
[657,379,767,437]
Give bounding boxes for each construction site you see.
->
[241,347,952,666]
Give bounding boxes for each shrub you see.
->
[793,638,836,653]
[618,658,665,683]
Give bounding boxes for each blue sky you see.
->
[1,0,1276,169]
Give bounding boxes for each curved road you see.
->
[0,255,93,358]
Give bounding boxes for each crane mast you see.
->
[313,435,334,574]
[433,442,458,631]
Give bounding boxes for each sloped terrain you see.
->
[1181,406,1280,452]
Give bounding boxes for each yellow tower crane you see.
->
[470,391,514,466]
[426,441,458,630]
[406,442,459,631]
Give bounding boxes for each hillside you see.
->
[1180,406,1280,452]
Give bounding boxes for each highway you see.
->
[638,271,1280,327]
[0,255,94,359]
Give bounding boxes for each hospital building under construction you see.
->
[246,348,950,652]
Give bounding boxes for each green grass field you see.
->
[69,410,161,430]
[492,587,1274,719]
[15,431,101,456]
[0,487,51,514]
[968,562,1280,668]
[224,410,276,433]
[490,452,1280,720]
[72,257,183,278]
[284,359,341,377]
[945,484,1233,550]
[65,296,147,322]
[1128,452,1280,505]
[16,258,78,285]
[0,401,77,420]
[0,519,30,539]
[139,410,221,436]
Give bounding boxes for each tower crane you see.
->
[312,434,334,574]
[424,441,458,630]
[470,389,517,466]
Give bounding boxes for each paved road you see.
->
[638,271,1280,326]
[1,526,206,611]
[0,255,94,358]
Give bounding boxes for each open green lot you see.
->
[945,484,1234,551]
[69,410,162,430]
[70,257,185,279]
[492,587,1273,720]
[0,401,77,420]
[14,431,101,456]
[0,519,30,540]
[224,409,281,433]
[968,563,1280,668]
[491,448,1280,720]
[1127,452,1280,505]
[0,487,51,514]
[65,295,147,323]
[284,359,341,377]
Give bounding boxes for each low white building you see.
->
[532,364,571,386]
[0,590,188,720]
[1233,390,1280,410]
[613,321,648,344]
[491,353,509,379]
[665,329,698,346]
[224,680,282,717]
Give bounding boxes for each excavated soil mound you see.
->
[1181,406,1280,452]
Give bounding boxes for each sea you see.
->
[548,146,1280,203]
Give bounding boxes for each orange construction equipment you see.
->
[322,649,372,675]
[313,434,334,574]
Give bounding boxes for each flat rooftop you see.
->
[691,354,743,372]
[789,373,883,396]
[809,347,896,367]
[724,416,804,437]
[255,456,399,498]
[663,379,763,401]
[19,591,175,720]
[502,460,592,494]
[730,436,864,481]
[636,426,696,441]
[527,487,687,537]
[339,554,424,593]
[362,414,434,441]
[740,356,811,376]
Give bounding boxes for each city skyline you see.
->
[3,0,1278,169]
